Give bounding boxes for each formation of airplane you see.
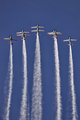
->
[47,30,62,39]
[63,37,77,45]
[4,25,77,46]
[31,24,45,35]
[16,29,30,40]
[4,36,18,45]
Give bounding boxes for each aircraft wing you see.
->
[31,26,37,28]
[39,26,44,28]
[56,32,62,35]
[63,39,69,42]
[71,39,77,41]
[4,38,10,40]
[16,34,22,36]
[47,32,54,35]
[16,32,22,34]
[39,30,45,32]
[25,34,30,36]
[24,31,30,33]
[31,30,37,32]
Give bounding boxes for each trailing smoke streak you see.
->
[54,37,62,120]
[27,93,30,120]
[20,38,28,120]
[5,43,13,120]
[69,45,78,120]
[31,33,42,120]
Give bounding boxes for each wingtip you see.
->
[3,38,5,39]
[76,39,77,41]
[60,32,62,35]
[63,40,64,42]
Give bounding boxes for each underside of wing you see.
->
[16,32,22,34]
[4,38,10,40]
[25,34,30,36]
[31,26,37,28]
[47,32,54,35]
[63,39,69,42]
[56,32,62,35]
[71,39,77,41]
[39,30,45,32]
[24,31,30,33]
[31,30,37,32]
[39,26,44,28]
[16,34,22,36]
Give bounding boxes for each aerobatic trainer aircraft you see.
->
[63,37,77,45]
[4,36,18,45]
[31,24,45,35]
[47,30,62,39]
[16,29,30,40]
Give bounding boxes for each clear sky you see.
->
[0,0,80,120]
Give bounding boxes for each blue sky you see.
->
[0,0,80,120]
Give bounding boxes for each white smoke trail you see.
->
[20,38,28,120]
[31,33,42,120]
[27,93,30,120]
[54,37,62,120]
[69,45,78,120]
[4,43,13,120]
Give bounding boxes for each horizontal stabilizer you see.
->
[8,43,14,45]
[67,44,73,46]
[35,34,41,36]
[52,36,54,39]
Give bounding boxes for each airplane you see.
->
[47,30,62,39]
[4,36,18,45]
[16,30,30,39]
[31,24,45,35]
[63,37,77,45]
